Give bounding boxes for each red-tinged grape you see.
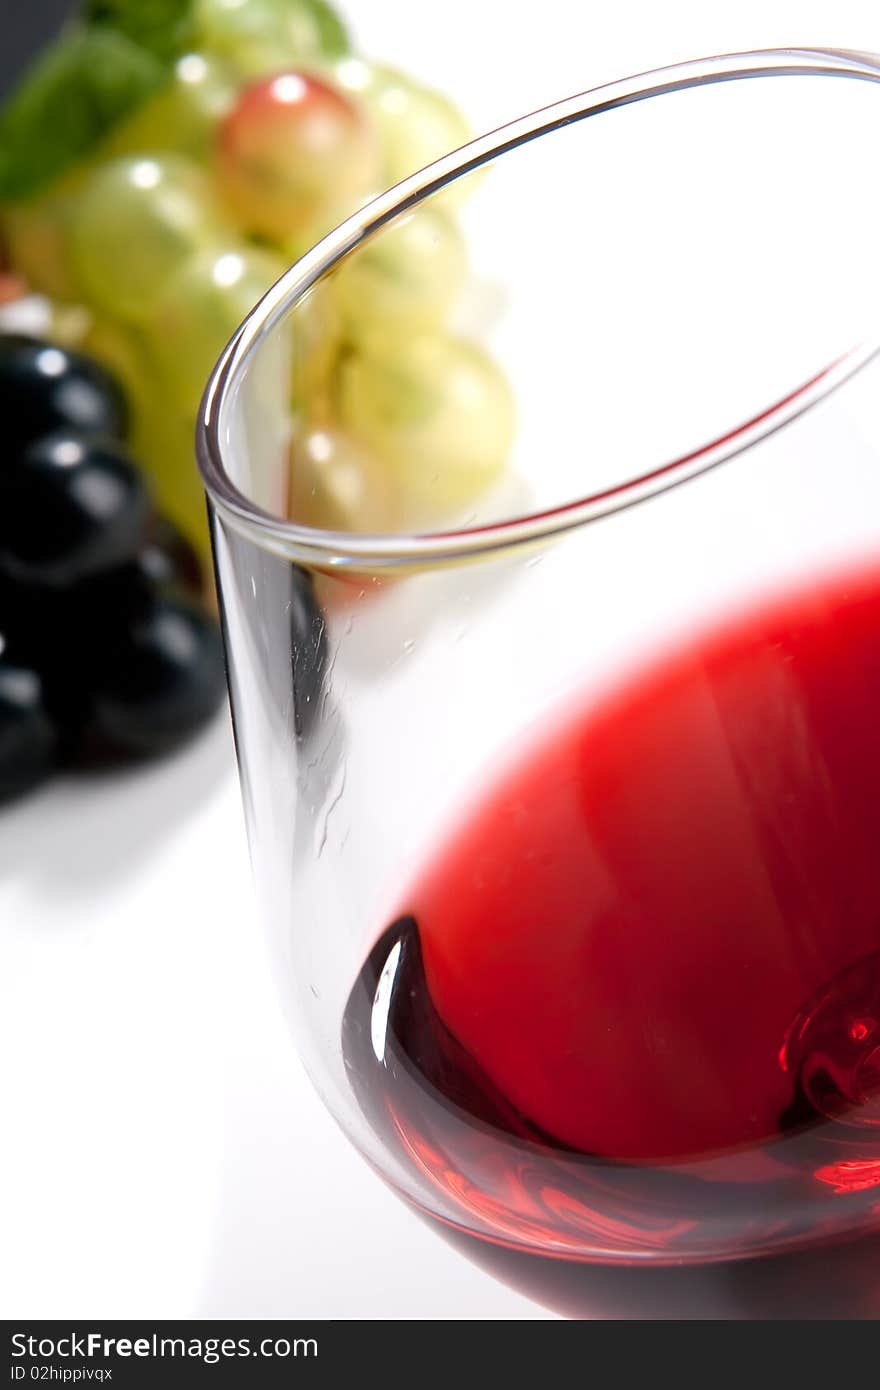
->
[338,332,515,519]
[330,61,472,197]
[331,205,466,333]
[288,424,397,532]
[69,155,231,322]
[1,170,86,302]
[146,243,286,414]
[0,272,26,305]
[216,71,378,242]
[101,53,236,161]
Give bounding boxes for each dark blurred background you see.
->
[1,0,77,97]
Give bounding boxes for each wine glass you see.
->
[197,50,880,1319]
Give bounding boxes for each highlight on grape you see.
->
[0,0,514,562]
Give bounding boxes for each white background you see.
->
[4,0,880,1321]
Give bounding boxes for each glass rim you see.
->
[196,46,880,570]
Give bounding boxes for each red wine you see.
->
[342,559,880,1316]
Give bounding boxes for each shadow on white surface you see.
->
[0,711,233,903]
[0,713,244,1319]
[197,994,559,1321]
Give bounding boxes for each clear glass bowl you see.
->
[198,50,880,1318]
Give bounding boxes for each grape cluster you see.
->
[0,334,226,804]
[0,0,514,558]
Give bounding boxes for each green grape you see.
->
[331,205,466,334]
[331,61,472,195]
[1,169,86,302]
[290,282,342,417]
[70,155,231,323]
[46,302,93,350]
[147,244,293,524]
[221,41,289,81]
[338,332,515,518]
[216,71,378,242]
[288,424,397,532]
[100,53,236,160]
[82,315,212,564]
[146,243,286,414]
[195,0,348,72]
[80,315,152,422]
[276,182,374,266]
[221,37,333,82]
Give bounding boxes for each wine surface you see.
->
[342,559,880,1304]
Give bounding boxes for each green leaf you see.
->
[83,0,198,63]
[299,0,350,56]
[0,27,168,202]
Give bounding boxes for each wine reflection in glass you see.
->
[199,51,880,1318]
